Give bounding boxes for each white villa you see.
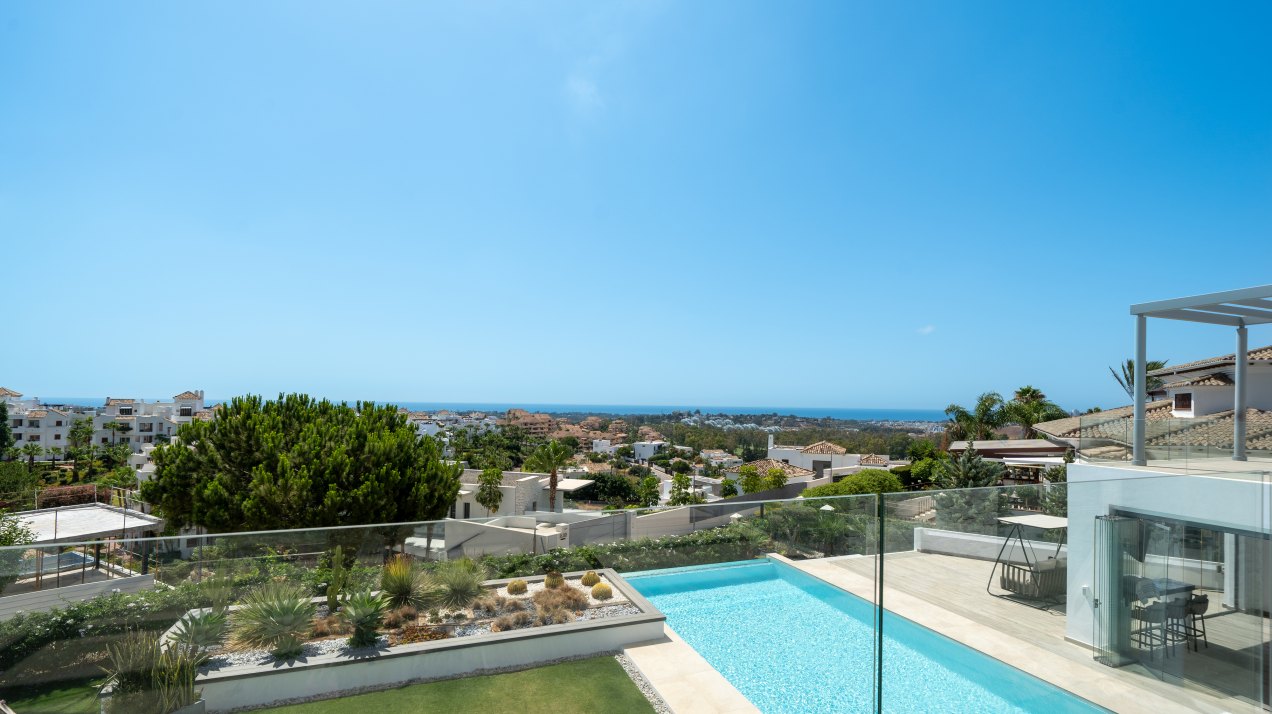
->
[765,436,889,478]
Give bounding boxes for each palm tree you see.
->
[19,442,44,472]
[1109,359,1168,399]
[1003,386,1069,439]
[525,440,574,512]
[1013,385,1047,404]
[45,446,62,467]
[102,421,122,445]
[944,392,1005,442]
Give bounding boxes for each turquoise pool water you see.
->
[626,559,1106,714]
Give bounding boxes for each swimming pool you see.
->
[626,559,1106,714]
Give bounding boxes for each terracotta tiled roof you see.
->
[859,454,888,466]
[801,440,848,455]
[0,387,21,397]
[729,458,815,478]
[194,410,215,421]
[105,398,135,406]
[1033,400,1173,440]
[1163,373,1234,389]
[1149,345,1272,377]
[26,410,48,418]
[1144,408,1272,451]
[173,390,201,400]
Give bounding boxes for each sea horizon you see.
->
[34,397,946,423]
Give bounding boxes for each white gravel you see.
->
[616,652,672,714]
[201,636,388,671]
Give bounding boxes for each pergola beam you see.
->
[1149,309,1245,326]
[1192,303,1272,321]
[1131,284,1272,315]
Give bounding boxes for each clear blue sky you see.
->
[3,2,1270,412]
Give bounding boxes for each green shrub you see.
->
[591,582,613,600]
[506,579,528,595]
[543,571,565,589]
[431,559,487,610]
[340,591,387,648]
[229,582,315,660]
[802,469,904,498]
[170,609,227,650]
[580,571,600,587]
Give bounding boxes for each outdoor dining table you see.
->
[1150,578,1196,598]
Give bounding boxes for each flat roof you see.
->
[550,478,595,492]
[16,504,165,544]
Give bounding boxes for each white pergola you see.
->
[1130,284,1272,465]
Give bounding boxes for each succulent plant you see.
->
[580,571,600,587]
[591,582,613,601]
[171,609,228,650]
[506,579,528,595]
[341,591,387,648]
[229,582,316,660]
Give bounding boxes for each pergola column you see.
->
[1133,315,1147,466]
[1234,325,1248,461]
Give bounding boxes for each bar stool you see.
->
[1132,601,1169,655]
[1183,593,1210,651]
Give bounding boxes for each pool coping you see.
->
[778,554,1208,714]
[622,627,760,714]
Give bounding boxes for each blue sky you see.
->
[3,2,1271,412]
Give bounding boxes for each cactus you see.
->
[580,571,600,587]
[591,582,613,600]
[506,579,528,595]
[326,546,350,613]
[544,571,565,589]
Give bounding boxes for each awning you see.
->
[548,478,595,492]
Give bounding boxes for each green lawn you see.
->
[258,656,655,714]
[3,680,101,714]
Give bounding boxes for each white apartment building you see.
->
[3,388,209,457]
[633,440,667,462]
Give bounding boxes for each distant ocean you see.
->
[39,397,944,422]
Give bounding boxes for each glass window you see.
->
[1174,392,1193,410]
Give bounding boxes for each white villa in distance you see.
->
[765,435,890,479]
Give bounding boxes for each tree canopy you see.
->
[140,394,461,533]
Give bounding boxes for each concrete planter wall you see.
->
[193,569,664,713]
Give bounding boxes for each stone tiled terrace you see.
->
[788,551,1264,714]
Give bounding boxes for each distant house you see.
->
[728,458,817,493]
[448,469,594,520]
[701,449,743,469]
[765,437,862,478]
[633,440,667,462]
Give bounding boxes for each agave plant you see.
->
[171,610,228,651]
[341,590,387,648]
[229,582,316,660]
[430,559,488,610]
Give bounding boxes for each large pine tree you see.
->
[141,394,461,533]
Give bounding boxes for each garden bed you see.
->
[174,569,663,713]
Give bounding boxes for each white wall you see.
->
[1064,463,1271,647]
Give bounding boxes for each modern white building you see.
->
[632,440,667,462]
[1034,286,1272,699]
[446,469,595,520]
[701,449,743,469]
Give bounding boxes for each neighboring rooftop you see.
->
[1149,345,1272,378]
[0,387,21,398]
[730,458,816,478]
[16,503,164,544]
[800,440,848,455]
[1033,400,1173,440]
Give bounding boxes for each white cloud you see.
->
[916,325,937,336]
